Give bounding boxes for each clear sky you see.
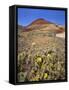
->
[18,8,65,26]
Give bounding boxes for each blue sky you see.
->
[18,8,65,26]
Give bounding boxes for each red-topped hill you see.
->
[28,18,50,26]
[18,18,64,33]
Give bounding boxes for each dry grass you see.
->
[17,30,65,82]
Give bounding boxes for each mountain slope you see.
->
[18,18,64,34]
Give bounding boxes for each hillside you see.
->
[17,18,65,82]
